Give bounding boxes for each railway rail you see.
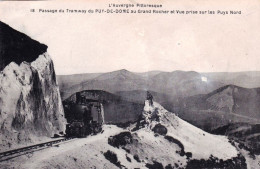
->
[0,137,75,160]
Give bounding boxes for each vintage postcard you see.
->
[0,0,260,168]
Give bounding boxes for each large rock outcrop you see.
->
[0,21,66,151]
[0,21,47,71]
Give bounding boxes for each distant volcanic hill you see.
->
[173,85,260,131]
[57,72,102,91]
[202,71,260,89]
[183,85,260,119]
[59,69,149,100]
[0,21,66,151]
[147,70,225,99]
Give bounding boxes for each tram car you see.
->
[65,92,104,138]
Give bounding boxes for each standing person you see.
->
[146,91,153,106]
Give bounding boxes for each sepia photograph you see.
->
[0,0,260,168]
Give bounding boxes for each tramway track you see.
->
[0,137,75,161]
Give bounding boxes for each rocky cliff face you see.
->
[0,21,47,71]
[0,21,66,151]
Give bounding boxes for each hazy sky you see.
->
[0,0,260,75]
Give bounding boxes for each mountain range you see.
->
[58,69,260,100]
[58,70,260,132]
[57,69,226,100]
